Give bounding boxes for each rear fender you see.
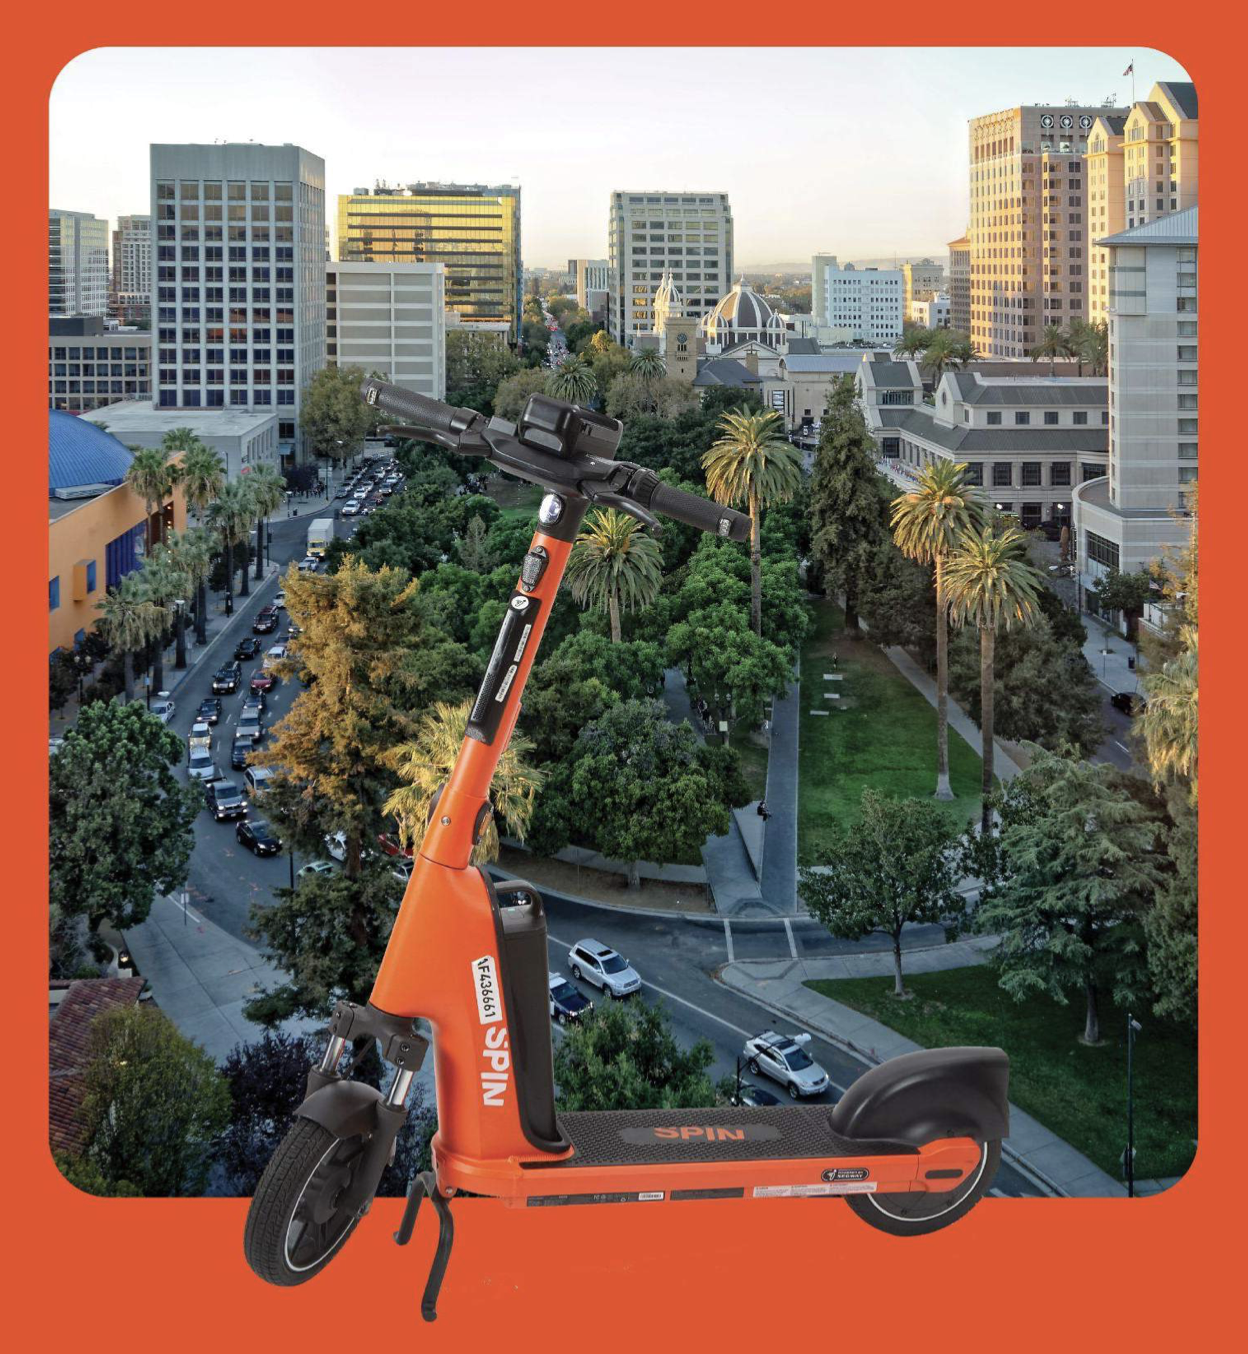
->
[831,1047,1009,1147]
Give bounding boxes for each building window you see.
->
[1086,531,1120,570]
[986,410,1002,425]
[1044,411,1059,425]
[1073,411,1088,425]
[1021,463,1042,486]
[85,560,97,593]
[1014,412,1030,426]
[1051,462,1072,486]
[992,463,1012,487]
[964,462,983,486]
[1082,463,1105,482]
[49,577,60,611]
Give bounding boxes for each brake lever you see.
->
[379,424,488,456]
[581,489,663,535]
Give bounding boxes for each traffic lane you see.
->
[1093,695,1137,771]
[542,933,1040,1197]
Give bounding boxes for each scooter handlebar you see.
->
[646,479,750,542]
[359,377,473,437]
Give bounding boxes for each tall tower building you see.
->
[150,143,326,461]
[810,253,839,333]
[653,271,698,383]
[49,210,110,317]
[337,183,522,343]
[568,258,608,309]
[1086,82,1198,326]
[607,190,733,346]
[326,261,447,399]
[967,102,1126,358]
[111,214,152,325]
[947,235,971,334]
[811,257,904,346]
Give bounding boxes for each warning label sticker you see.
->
[752,1182,878,1198]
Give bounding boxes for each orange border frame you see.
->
[12,12,1239,1345]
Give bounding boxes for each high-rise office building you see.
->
[967,102,1126,358]
[326,261,446,400]
[337,183,522,343]
[812,257,904,346]
[49,210,109,317]
[111,214,152,325]
[947,235,971,333]
[1074,207,1197,596]
[901,259,945,323]
[1086,82,1198,326]
[568,258,608,309]
[607,191,733,346]
[50,316,151,412]
[150,143,326,463]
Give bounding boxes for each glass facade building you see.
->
[49,210,110,317]
[336,183,521,343]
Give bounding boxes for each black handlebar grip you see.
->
[648,481,750,542]
[359,377,463,435]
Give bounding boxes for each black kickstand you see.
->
[393,1170,455,1322]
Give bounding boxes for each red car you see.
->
[376,832,414,860]
[250,670,276,694]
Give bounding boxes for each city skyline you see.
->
[50,46,1190,268]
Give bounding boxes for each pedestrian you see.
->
[757,800,771,821]
[831,651,838,669]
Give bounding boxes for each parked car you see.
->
[250,669,276,694]
[377,832,414,860]
[234,637,262,661]
[1111,691,1147,716]
[205,778,247,821]
[230,737,253,770]
[253,608,279,635]
[187,750,219,782]
[244,765,276,797]
[297,860,336,881]
[188,721,212,751]
[148,693,176,723]
[567,940,641,998]
[274,590,287,609]
[197,697,222,726]
[729,1082,784,1108]
[237,818,281,856]
[741,1032,830,1099]
[213,662,242,694]
[237,710,265,743]
[548,972,592,1024]
[391,858,414,885]
[323,831,347,862]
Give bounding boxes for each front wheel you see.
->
[845,1141,1000,1237]
[244,1119,369,1285]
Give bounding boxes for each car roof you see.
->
[574,939,616,958]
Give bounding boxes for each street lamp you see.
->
[1125,1013,1143,1197]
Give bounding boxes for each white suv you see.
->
[567,940,640,998]
[742,1031,830,1099]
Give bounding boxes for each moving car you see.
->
[377,832,414,860]
[342,501,361,517]
[237,819,281,856]
[741,1032,830,1099]
[567,940,641,998]
[234,637,262,661]
[263,644,287,670]
[548,972,592,1024]
[237,710,265,743]
[1111,691,1147,716]
[274,590,286,609]
[230,737,253,770]
[205,778,247,821]
[149,693,176,723]
[253,607,279,635]
[244,765,276,797]
[213,662,242,694]
[188,721,212,751]
[250,669,276,694]
[197,697,222,726]
[297,557,319,573]
[187,750,218,782]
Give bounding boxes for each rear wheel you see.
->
[244,1119,369,1285]
[846,1141,1000,1237]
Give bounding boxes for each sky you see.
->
[50,47,1191,269]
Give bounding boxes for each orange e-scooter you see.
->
[244,378,1009,1315]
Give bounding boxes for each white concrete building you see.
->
[813,259,904,346]
[326,261,446,399]
[81,400,280,481]
[111,214,151,324]
[150,143,326,464]
[1073,206,1197,610]
[568,258,608,309]
[911,294,952,329]
[607,190,733,345]
[49,210,110,317]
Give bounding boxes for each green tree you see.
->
[553,1000,718,1111]
[547,354,597,405]
[1145,790,1197,1026]
[55,1153,142,1197]
[95,573,163,701]
[178,440,225,525]
[299,363,382,463]
[1067,319,1108,376]
[605,372,700,421]
[857,537,937,666]
[134,549,181,693]
[799,789,967,997]
[566,507,664,643]
[206,477,256,606]
[920,328,977,381]
[944,524,1044,833]
[893,328,931,360]
[808,376,889,633]
[50,699,200,932]
[124,444,178,548]
[1091,567,1155,640]
[1030,323,1075,375]
[246,464,287,582]
[978,747,1165,1045]
[890,461,983,799]
[702,409,803,636]
[494,368,550,421]
[629,347,666,383]
[164,525,215,646]
[445,330,521,409]
[1139,626,1198,799]
[78,1005,229,1196]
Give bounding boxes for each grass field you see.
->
[733,738,769,803]
[797,598,982,864]
[808,966,1197,1181]
[488,478,544,520]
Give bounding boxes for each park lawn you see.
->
[489,478,544,521]
[734,738,769,803]
[797,598,982,864]
[808,966,1197,1182]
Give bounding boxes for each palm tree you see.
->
[566,508,664,643]
[702,409,803,636]
[1140,625,1198,800]
[95,574,163,702]
[944,525,1044,833]
[206,479,256,609]
[1067,319,1108,377]
[383,700,544,865]
[891,461,984,801]
[920,328,975,383]
[157,530,208,665]
[135,551,181,694]
[125,445,178,549]
[893,328,931,360]
[629,348,666,384]
[246,465,287,582]
[1030,323,1075,376]
[547,354,597,406]
[180,442,226,525]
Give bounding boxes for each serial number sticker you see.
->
[527,1191,665,1207]
[494,663,519,703]
[512,623,534,662]
[752,1182,878,1198]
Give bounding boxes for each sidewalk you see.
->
[1082,611,1144,696]
[719,952,1126,1197]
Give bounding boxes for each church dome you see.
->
[706,277,778,331]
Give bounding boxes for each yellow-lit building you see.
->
[49,411,186,655]
[336,183,522,342]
